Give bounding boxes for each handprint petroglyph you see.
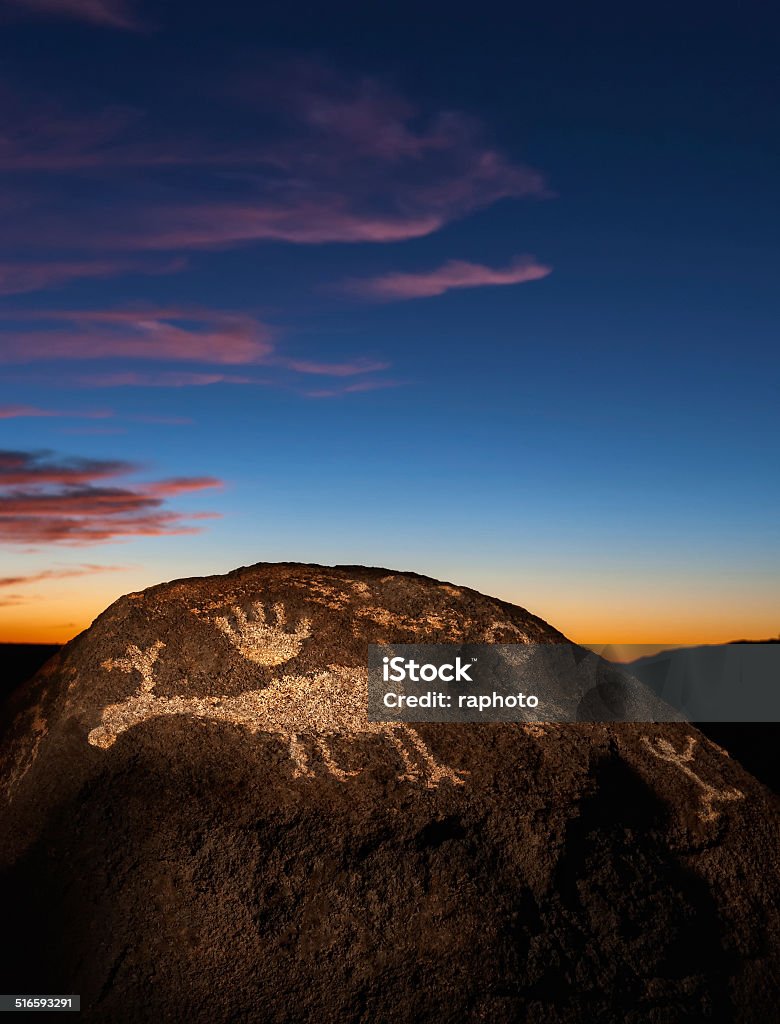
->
[212,602,311,665]
[90,645,466,788]
[641,735,744,822]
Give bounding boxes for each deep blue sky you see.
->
[1,0,778,643]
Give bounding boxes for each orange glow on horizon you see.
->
[1,576,776,650]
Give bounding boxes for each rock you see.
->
[0,562,777,1023]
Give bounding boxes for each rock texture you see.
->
[0,563,777,1023]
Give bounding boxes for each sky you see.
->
[0,0,778,645]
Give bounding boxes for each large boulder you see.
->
[0,563,777,1022]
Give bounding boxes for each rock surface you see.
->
[0,562,777,1023]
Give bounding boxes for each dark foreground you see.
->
[1,565,778,1022]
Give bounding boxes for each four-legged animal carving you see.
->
[89,642,466,788]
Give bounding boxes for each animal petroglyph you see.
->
[641,735,744,822]
[212,602,311,665]
[101,640,165,691]
[89,647,466,788]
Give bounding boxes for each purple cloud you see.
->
[0,66,548,253]
[5,0,140,30]
[0,257,184,296]
[0,449,221,545]
[341,256,552,301]
[0,308,275,364]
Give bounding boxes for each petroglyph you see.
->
[641,735,744,822]
[523,723,556,739]
[483,621,530,642]
[212,602,311,665]
[352,605,472,637]
[284,577,371,609]
[351,607,529,643]
[89,648,466,787]
[102,640,165,691]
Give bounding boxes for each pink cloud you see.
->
[0,449,136,486]
[114,203,447,250]
[73,367,399,397]
[271,66,451,162]
[0,511,215,545]
[0,314,395,391]
[77,371,262,387]
[302,379,403,399]
[0,404,113,419]
[1,67,548,253]
[146,477,222,496]
[0,449,221,545]
[283,357,390,377]
[0,309,274,365]
[0,257,185,296]
[341,256,552,301]
[0,562,130,603]
[0,98,233,173]
[0,404,192,426]
[5,0,139,30]
[0,564,129,588]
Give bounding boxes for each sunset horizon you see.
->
[1,556,778,649]
[2,4,777,651]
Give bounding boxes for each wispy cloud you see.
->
[0,405,112,419]
[303,379,403,399]
[340,256,552,301]
[5,0,140,30]
[0,405,192,426]
[76,368,396,396]
[0,101,157,173]
[0,566,129,606]
[0,564,129,588]
[0,450,133,486]
[0,307,394,393]
[76,371,262,388]
[120,205,448,250]
[0,65,547,255]
[282,358,390,377]
[0,449,221,545]
[0,257,184,296]
[0,562,129,607]
[0,308,275,365]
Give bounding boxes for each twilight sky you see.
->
[1,1,778,644]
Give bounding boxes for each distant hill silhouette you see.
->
[730,637,780,642]
[618,641,779,793]
[1,644,60,696]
